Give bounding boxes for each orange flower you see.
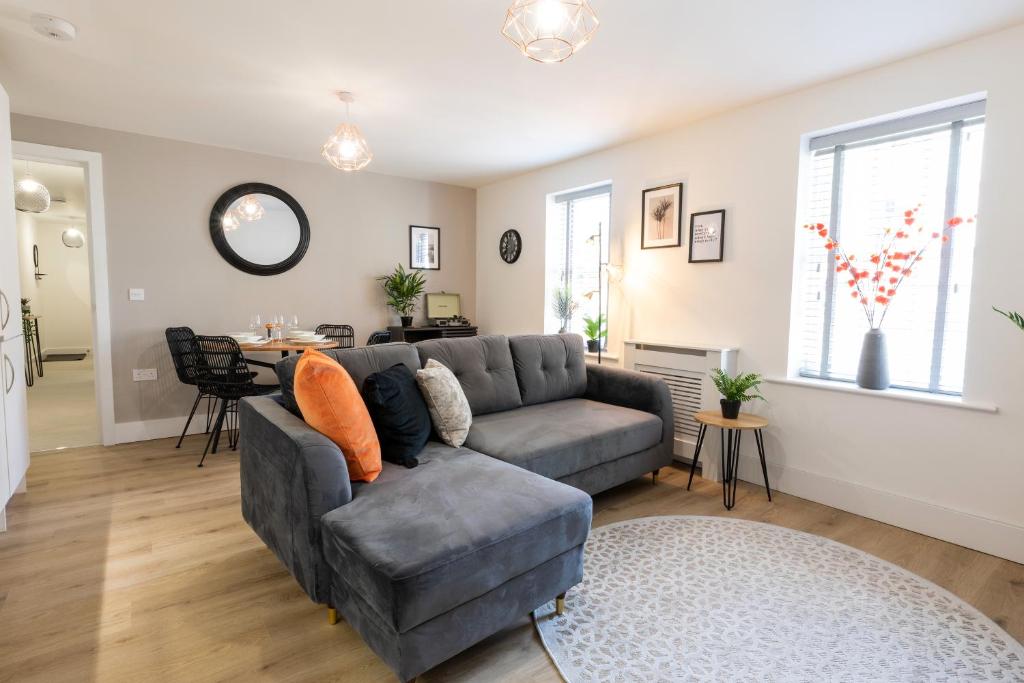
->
[887,289,896,296]
[931,232,940,238]
[948,216,963,227]
[876,296,889,305]
[904,218,914,226]
[903,269,912,276]
[889,277,898,284]
[942,235,949,242]
[870,255,880,264]
[816,223,825,229]
[818,229,828,237]
[879,286,886,292]
[850,291,858,298]
[848,279,856,287]
[860,297,868,305]
[904,210,913,218]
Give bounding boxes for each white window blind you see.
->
[795,102,985,395]
[545,185,611,343]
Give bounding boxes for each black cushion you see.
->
[361,363,430,468]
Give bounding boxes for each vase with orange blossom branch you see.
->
[803,206,973,389]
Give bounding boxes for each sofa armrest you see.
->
[584,364,675,455]
[239,395,352,604]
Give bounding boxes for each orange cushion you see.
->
[293,349,382,483]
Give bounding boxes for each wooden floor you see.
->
[1,437,1022,683]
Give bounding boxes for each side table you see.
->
[687,410,772,510]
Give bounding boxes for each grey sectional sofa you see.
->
[239,334,673,681]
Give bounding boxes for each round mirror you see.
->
[209,183,310,276]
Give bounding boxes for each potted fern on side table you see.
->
[710,368,764,419]
[377,264,427,327]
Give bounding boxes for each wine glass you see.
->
[289,314,300,333]
[249,314,262,336]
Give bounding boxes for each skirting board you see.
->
[113,413,213,445]
[730,453,1024,565]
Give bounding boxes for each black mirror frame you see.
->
[209,182,310,276]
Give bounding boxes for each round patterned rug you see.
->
[533,516,1024,682]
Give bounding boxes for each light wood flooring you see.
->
[0,436,1021,682]
[26,355,100,452]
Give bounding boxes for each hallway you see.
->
[27,355,99,452]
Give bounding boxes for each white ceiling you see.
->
[1,1,1022,188]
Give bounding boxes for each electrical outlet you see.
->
[132,368,157,381]
[129,288,145,301]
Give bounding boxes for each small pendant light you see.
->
[321,91,373,172]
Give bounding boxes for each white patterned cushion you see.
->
[415,358,472,447]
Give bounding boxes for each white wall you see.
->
[16,212,39,319]
[11,116,477,431]
[476,25,1024,562]
[32,219,92,354]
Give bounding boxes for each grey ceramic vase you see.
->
[856,328,890,390]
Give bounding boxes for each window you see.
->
[795,101,985,395]
[545,184,611,346]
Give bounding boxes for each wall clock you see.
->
[499,229,522,264]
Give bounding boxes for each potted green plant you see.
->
[582,314,606,353]
[551,286,578,334]
[377,264,427,327]
[20,298,31,316]
[709,368,765,419]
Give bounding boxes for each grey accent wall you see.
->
[12,115,476,426]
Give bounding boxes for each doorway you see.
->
[15,159,97,451]
[12,142,114,449]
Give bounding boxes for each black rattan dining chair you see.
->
[165,326,218,449]
[194,335,278,467]
[315,323,355,349]
[366,330,391,345]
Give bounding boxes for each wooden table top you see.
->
[694,409,769,430]
[237,340,340,353]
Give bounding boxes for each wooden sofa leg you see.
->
[327,607,339,625]
[652,469,660,485]
[555,593,566,616]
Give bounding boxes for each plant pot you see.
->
[586,339,600,353]
[856,328,890,390]
[720,399,741,420]
[400,316,413,328]
[558,327,567,334]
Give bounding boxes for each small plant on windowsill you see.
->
[582,314,606,353]
[804,207,972,391]
[551,286,578,334]
[710,369,765,419]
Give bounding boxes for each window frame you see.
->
[799,102,985,395]
[550,183,612,348]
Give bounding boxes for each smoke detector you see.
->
[30,14,77,41]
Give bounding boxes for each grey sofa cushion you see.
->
[464,398,663,481]
[415,335,522,416]
[276,342,420,416]
[321,442,592,634]
[508,334,587,406]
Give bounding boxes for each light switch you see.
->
[132,368,158,381]
[129,288,145,301]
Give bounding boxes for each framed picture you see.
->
[641,183,683,249]
[409,225,440,270]
[688,210,726,263]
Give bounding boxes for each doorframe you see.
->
[12,142,115,446]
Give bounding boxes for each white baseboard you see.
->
[731,454,1024,565]
[113,413,213,445]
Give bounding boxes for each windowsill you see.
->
[765,376,998,413]
[584,351,619,362]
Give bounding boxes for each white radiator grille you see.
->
[635,364,704,439]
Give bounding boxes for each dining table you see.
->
[237,339,341,369]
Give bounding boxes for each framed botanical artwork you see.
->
[641,183,683,249]
[409,225,440,270]
[688,210,726,263]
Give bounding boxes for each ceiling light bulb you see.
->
[236,195,264,221]
[338,138,358,161]
[222,212,240,231]
[534,0,567,32]
[502,0,599,63]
